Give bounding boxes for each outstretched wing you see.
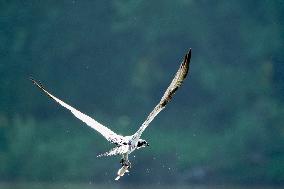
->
[132,49,192,142]
[30,78,124,144]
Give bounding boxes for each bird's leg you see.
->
[122,160,131,168]
[120,154,127,166]
[120,158,131,167]
[120,158,125,165]
[125,160,131,168]
[120,154,131,168]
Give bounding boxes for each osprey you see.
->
[31,49,191,180]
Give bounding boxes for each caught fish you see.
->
[115,165,130,180]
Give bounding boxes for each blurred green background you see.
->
[0,0,284,188]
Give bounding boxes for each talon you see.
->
[120,158,124,165]
[123,160,131,168]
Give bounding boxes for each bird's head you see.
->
[137,139,149,149]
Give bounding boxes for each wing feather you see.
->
[132,49,192,142]
[97,146,128,157]
[30,78,123,143]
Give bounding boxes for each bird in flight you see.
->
[30,49,192,180]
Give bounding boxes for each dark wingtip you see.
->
[29,77,45,89]
[182,48,191,66]
[187,48,192,61]
[29,76,36,84]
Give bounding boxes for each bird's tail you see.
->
[97,146,128,157]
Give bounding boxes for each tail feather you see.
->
[97,146,128,157]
